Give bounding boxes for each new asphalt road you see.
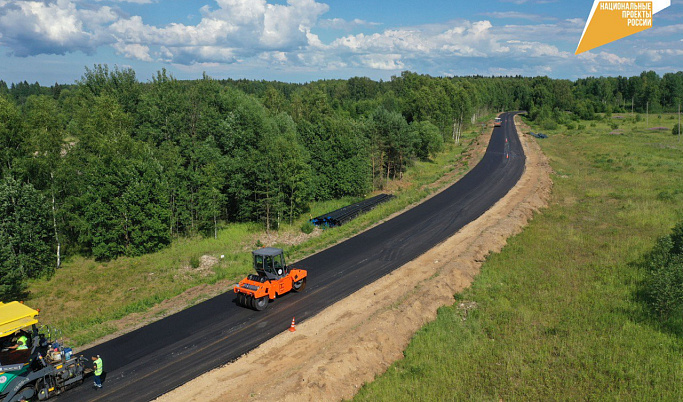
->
[64,112,525,401]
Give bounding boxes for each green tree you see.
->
[641,221,683,320]
[661,72,683,109]
[412,120,444,160]
[369,107,413,182]
[0,177,53,301]
[195,137,228,238]
[79,64,140,114]
[640,70,662,112]
[21,95,67,268]
[271,114,312,224]
[0,96,22,175]
[64,95,171,260]
[263,85,286,114]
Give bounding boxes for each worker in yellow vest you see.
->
[7,332,28,350]
[92,355,103,389]
[16,334,28,350]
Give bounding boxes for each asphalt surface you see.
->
[64,112,525,402]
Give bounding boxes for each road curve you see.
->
[63,112,525,402]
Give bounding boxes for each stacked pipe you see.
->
[311,194,394,228]
[529,131,548,139]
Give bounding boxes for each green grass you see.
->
[28,223,257,345]
[354,114,683,400]
[25,119,491,347]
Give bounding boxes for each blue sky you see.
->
[0,0,681,85]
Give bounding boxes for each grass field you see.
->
[25,118,491,347]
[354,114,683,400]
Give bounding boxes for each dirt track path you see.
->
[157,115,552,402]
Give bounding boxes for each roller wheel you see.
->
[17,386,35,401]
[292,277,306,292]
[248,296,256,310]
[34,377,46,400]
[254,296,268,311]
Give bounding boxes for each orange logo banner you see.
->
[576,0,670,54]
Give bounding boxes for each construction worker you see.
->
[16,333,28,350]
[7,332,28,351]
[92,355,103,389]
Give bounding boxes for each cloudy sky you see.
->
[0,0,681,85]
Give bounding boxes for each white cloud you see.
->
[95,0,155,3]
[481,11,556,22]
[486,65,553,76]
[636,47,683,64]
[318,17,381,30]
[577,51,634,65]
[644,23,683,36]
[0,0,329,63]
[259,50,289,64]
[113,42,153,61]
[566,50,635,75]
[0,0,111,56]
[330,20,506,58]
[261,0,328,48]
[357,53,404,70]
[507,40,570,58]
[497,18,584,43]
[166,45,238,64]
[108,0,329,64]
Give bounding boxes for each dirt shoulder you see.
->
[156,115,553,402]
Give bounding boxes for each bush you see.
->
[189,255,201,269]
[540,119,558,130]
[673,123,681,136]
[300,221,315,234]
[641,221,683,320]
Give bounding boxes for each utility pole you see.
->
[646,101,649,127]
[679,103,681,143]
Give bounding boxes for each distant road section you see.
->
[63,112,525,402]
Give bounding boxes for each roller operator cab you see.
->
[234,247,307,311]
[494,117,502,127]
[0,302,88,402]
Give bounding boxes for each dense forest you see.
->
[1,67,682,300]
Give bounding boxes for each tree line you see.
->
[0,67,681,301]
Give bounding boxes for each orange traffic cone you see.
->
[289,317,296,332]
